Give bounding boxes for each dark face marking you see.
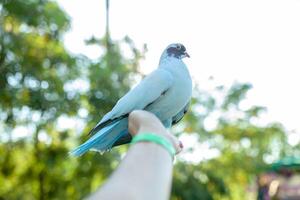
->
[166,44,187,59]
[181,45,186,52]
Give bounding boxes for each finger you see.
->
[167,133,183,154]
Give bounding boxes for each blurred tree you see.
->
[0,1,80,199]
[171,82,291,200]
[0,0,145,199]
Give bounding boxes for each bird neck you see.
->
[159,56,182,68]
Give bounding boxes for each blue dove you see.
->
[70,43,192,156]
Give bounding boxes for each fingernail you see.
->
[179,141,183,149]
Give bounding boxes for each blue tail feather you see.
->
[70,119,128,156]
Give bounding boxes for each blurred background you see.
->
[1,0,300,199]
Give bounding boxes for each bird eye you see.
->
[176,45,181,50]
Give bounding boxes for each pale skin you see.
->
[87,110,183,200]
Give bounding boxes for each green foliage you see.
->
[0,1,144,199]
[171,82,291,200]
[222,83,252,110]
[172,163,227,200]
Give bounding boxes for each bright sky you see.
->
[57,0,300,146]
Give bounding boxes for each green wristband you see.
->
[131,133,176,158]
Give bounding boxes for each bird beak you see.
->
[184,52,190,58]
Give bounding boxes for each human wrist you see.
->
[131,133,176,158]
[138,126,175,146]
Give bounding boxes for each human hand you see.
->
[128,110,183,154]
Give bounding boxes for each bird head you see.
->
[161,43,190,61]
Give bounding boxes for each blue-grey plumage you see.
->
[70,43,192,156]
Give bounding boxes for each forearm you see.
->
[88,142,173,200]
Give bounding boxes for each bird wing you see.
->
[171,101,190,125]
[88,69,174,136]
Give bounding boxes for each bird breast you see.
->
[146,60,192,120]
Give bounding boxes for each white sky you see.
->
[57,0,300,139]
